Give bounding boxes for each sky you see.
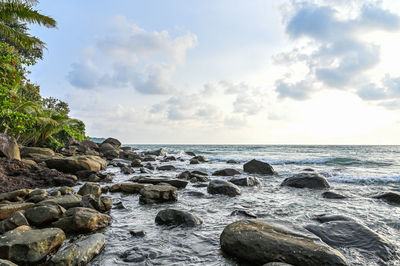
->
[29,0,400,144]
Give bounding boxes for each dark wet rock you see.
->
[143,156,156,162]
[0,228,65,264]
[192,170,208,176]
[134,178,188,189]
[192,155,208,162]
[40,194,82,209]
[190,159,200,164]
[120,246,158,263]
[220,219,347,266]
[305,214,396,262]
[177,171,191,179]
[227,159,240,164]
[144,163,155,170]
[50,191,62,197]
[101,137,121,149]
[144,148,166,157]
[0,211,29,233]
[20,146,55,159]
[193,183,209,188]
[190,174,210,182]
[0,158,76,193]
[139,185,178,204]
[322,191,347,199]
[163,156,176,161]
[303,168,315,172]
[46,155,107,174]
[119,150,141,161]
[78,182,102,197]
[26,189,48,203]
[212,168,241,176]
[230,209,257,218]
[121,166,134,175]
[52,207,111,233]
[155,209,203,227]
[140,167,152,174]
[243,159,274,175]
[58,186,74,195]
[281,173,330,189]
[131,159,142,167]
[0,134,20,160]
[157,165,176,171]
[230,176,261,187]
[121,146,132,151]
[0,202,35,220]
[372,192,400,205]
[24,204,65,226]
[49,233,105,266]
[207,180,241,197]
[75,170,97,179]
[113,183,147,193]
[0,259,17,266]
[185,191,205,197]
[129,230,146,237]
[185,151,196,157]
[80,195,112,212]
[311,214,356,223]
[113,201,125,209]
[0,189,31,202]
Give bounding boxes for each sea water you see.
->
[90,145,400,265]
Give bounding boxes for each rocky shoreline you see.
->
[0,133,399,265]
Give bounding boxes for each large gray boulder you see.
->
[80,195,112,213]
[212,168,241,176]
[220,220,347,266]
[78,182,102,197]
[101,137,121,149]
[305,214,397,262]
[99,143,119,159]
[144,148,166,156]
[0,134,20,160]
[46,155,107,174]
[155,209,203,227]
[372,192,400,205]
[52,207,111,233]
[207,180,241,197]
[243,159,274,175]
[24,204,65,226]
[139,185,177,204]
[0,228,65,264]
[0,202,35,220]
[0,211,29,234]
[281,173,330,189]
[39,194,82,209]
[49,233,105,266]
[230,176,261,187]
[20,146,55,157]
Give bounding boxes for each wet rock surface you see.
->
[207,180,241,197]
[139,185,178,204]
[243,159,274,175]
[155,209,203,227]
[281,173,330,189]
[220,219,347,266]
[229,176,261,187]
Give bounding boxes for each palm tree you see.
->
[0,0,56,51]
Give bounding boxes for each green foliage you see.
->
[0,42,87,150]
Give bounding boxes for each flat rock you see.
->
[157,165,176,171]
[305,214,397,262]
[207,180,241,197]
[230,176,261,187]
[0,211,29,234]
[372,192,400,205]
[49,233,105,266]
[220,219,347,265]
[52,207,111,233]
[212,168,241,176]
[243,159,274,175]
[230,209,257,218]
[0,228,65,264]
[134,178,188,189]
[20,146,55,157]
[0,189,31,201]
[0,202,35,220]
[40,194,82,209]
[80,195,112,213]
[281,173,330,189]
[322,191,347,199]
[155,209,203,227]
[78,182,102,197]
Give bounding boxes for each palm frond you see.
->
[0,21,44,49]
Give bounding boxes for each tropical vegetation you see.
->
[0,0,87,150]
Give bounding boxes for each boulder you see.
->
[49,233,105,266]
[212,168,241,176]
[121,166,134,175]
[99,143,119,159]
[230,209,257,219]
[101,137,121,149]
[143,156,156,162]
[109,183,147,193]
[52,207,111,233]
[322,191,347,199]
[58,186,74,195]
[78,182,102,197]
[139,185,178,204]
[0,202,34,220]
[243,159,274,175]
[46,155,107,174]
[157,165,176,171]
[144,148,166,156]
[155,209,203,227]
[24,204,65,226]
[207,180,241,197]
[134,178,188,189]
[20,146,55,157]
[0,228,65,264]
[372,192,400,205]
[0,259,17,266]
[0,189,31,202]
[220,219,347,266]
[40,194,82,209]
[305,214,397,262]
[0,211,29,234]
[131,159,142,167]
[230,176,261,187]
[80,195,112,213]
[26,189,48,203]
[227,159,240,164]
[192,155,208,162]
[119,150,141,161]
[190,159,199,164]
[0,134,20,160]
[185,151,196,156]
[281,173,330,189]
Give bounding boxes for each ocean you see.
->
[90,145,400,265]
